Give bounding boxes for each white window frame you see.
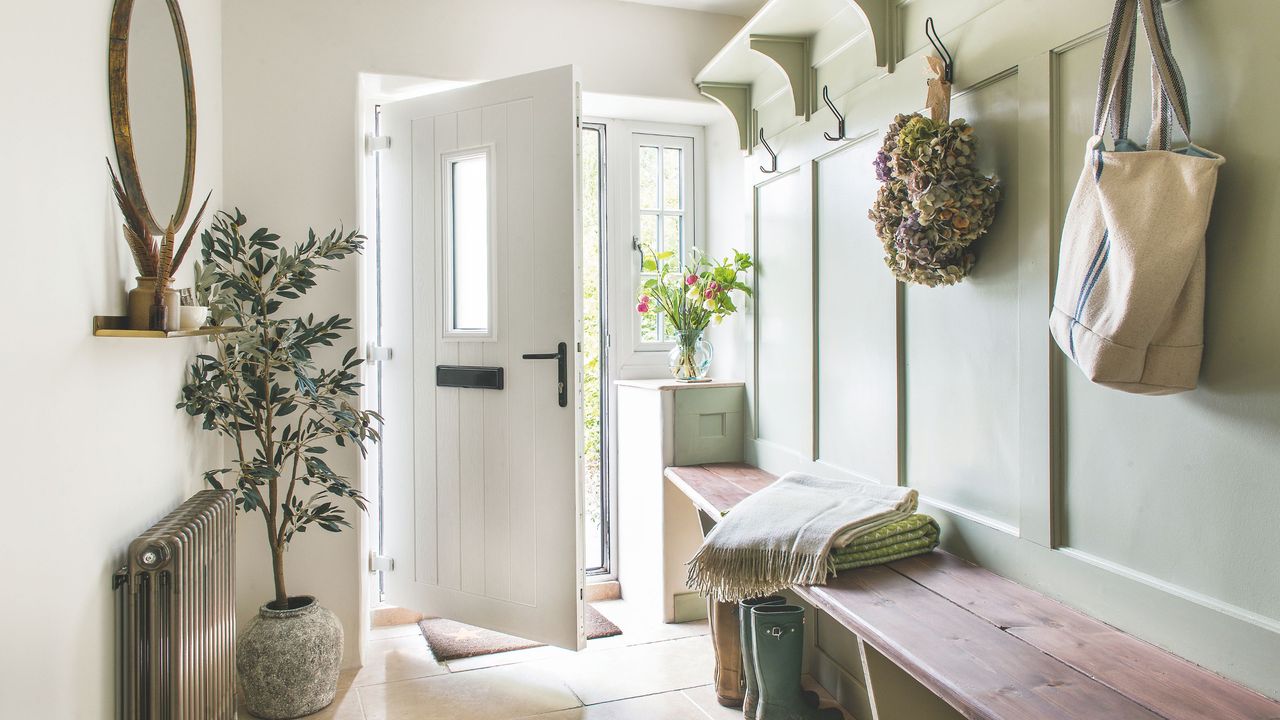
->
[591,119,705,373]
[631,132,696,352]
[440,144,498,341]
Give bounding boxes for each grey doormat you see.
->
[417,604,622,660]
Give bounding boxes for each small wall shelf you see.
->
[697,82,755,151]
[694,0,896,151]
[750,34,816,121]
[92,315,237,338]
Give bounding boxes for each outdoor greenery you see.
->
[581,129,604,566]
[178,210,381,607]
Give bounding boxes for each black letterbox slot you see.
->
[436,365,504,390]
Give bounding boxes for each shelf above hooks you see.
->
[849,0,895,74]
[749,34,816,121]
[693,0,897,152]
[697,82,755,152]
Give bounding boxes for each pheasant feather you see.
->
[171,190,211,276]
[107,158,156,275]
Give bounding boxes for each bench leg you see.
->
[858,638,963,720]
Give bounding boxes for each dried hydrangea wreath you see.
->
[869,113,1001,287]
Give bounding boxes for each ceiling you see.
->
[619,0,766,18]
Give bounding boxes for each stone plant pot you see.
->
[238,595,343,719]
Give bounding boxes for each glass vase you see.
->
[668,329,713,382]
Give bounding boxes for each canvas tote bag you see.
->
[1050,0,1224,395]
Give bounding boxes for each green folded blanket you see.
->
[829,514,939,571]
[687,472,924,602]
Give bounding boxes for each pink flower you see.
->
[639,295,650,304]
[704,289,715,299]
[636,302,649,314]
[708,281,719,291]
[686,274,698,286]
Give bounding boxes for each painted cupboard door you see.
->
[379,66,585,650]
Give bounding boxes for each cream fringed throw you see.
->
[686,472,918,602]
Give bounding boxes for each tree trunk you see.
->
[270,541,289,608]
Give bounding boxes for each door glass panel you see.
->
[638,146,659,210]
[662,147,682,210]
[450,154,489,332]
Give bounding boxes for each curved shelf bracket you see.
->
[748,34,816,121]
[848,0,896,73]
[698,82,755,152]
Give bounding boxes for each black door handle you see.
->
[522,342,568,408]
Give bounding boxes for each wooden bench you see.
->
[666,463,1280,720]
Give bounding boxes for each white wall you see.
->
[0,0,223,717]
[221,0,743,666]
[703,114,751,381]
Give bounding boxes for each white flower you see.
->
[702,299,716,311]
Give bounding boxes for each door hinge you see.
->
[370,554,395,573]
[367,344,393,363]
[365,133,391,154]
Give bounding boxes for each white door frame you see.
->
[583,118,705,591]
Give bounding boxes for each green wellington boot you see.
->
[739,596,786,719]
[751,605,843,720]
[740,598,821,719]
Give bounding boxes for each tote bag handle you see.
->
[1092,0,1191,150]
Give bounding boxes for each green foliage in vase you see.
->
[635,247,753,337]
[178,209,381,608]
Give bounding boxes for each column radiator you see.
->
[113,489,236,720]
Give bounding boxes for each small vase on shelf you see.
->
[127,276,180,330]
[669,329,712,382]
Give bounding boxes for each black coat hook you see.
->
[822,86,847,141]
[758,128,778,173]
[925,17,954,83]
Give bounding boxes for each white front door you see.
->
[379,66,585,650]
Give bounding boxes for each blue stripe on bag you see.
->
[1069,230,1111,360]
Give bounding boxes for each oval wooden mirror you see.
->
[108,0,197,235]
